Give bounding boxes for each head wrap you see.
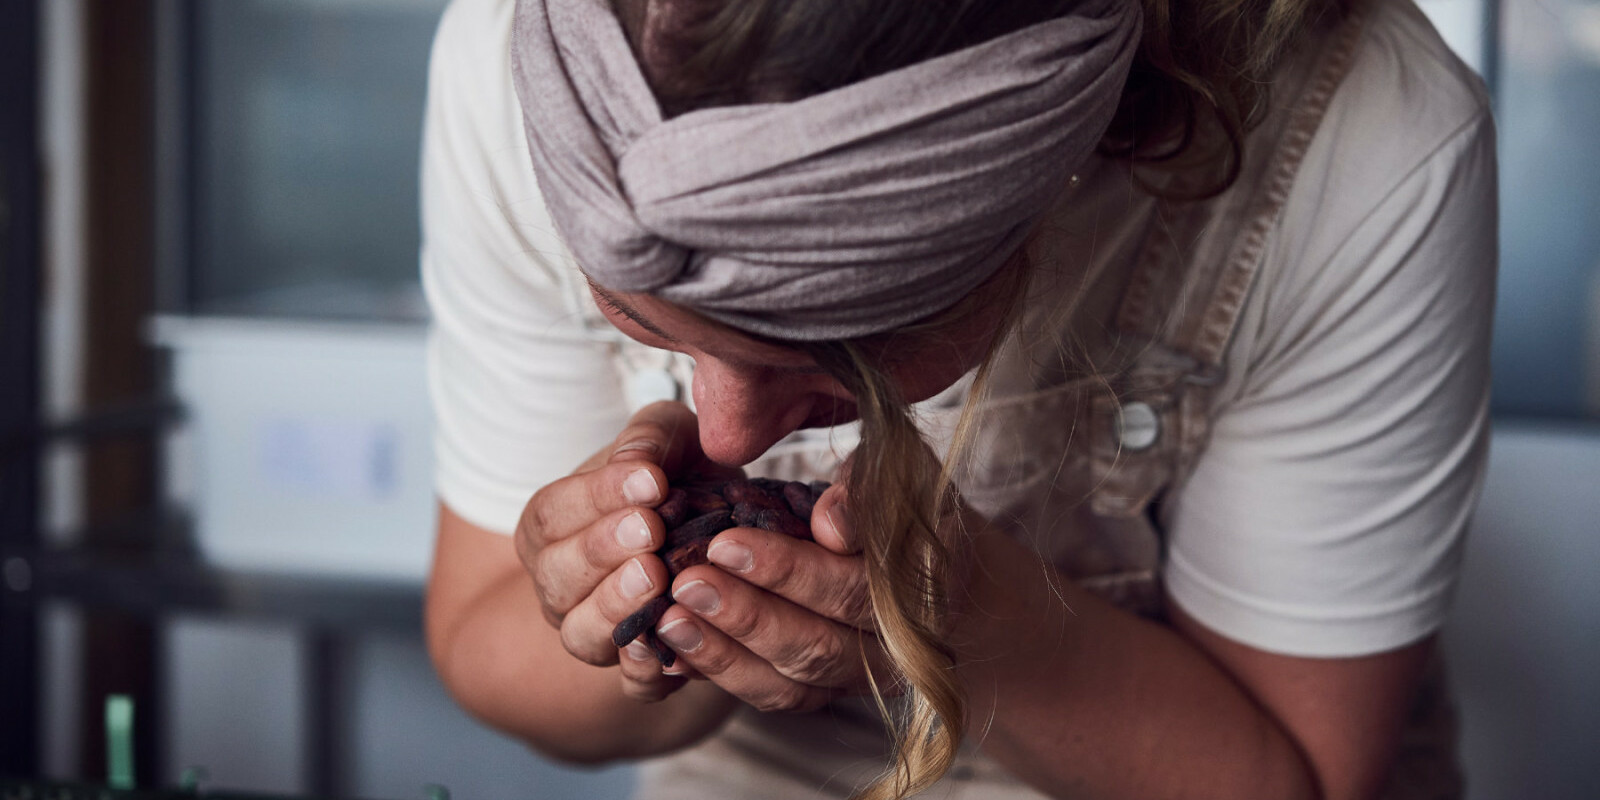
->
[511,0,1141,340]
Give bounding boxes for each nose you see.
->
[690,362,817,467]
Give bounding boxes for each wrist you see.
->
[946,526,1080,679]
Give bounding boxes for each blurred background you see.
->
[0,0,1595,798]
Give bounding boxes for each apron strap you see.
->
[1114,5,1369,366]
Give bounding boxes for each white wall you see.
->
[1442,423,1600,798]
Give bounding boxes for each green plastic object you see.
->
[105,695,135,791]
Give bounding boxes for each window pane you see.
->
[1493,0,1600,417]
[191,0,448,321]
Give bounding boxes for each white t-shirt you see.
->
[421,0,1495,660]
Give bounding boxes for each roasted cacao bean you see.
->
[612,595,673,649]
[613,476,830,667]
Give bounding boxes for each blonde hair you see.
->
[792,252,1030,799]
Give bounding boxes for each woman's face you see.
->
[589,282,1009,466]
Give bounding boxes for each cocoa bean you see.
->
[656,488,691,528]
[662,537,712,577]
[612,595,673,649]
[612,476,831,667]
[683,487,729,514]
[782,481,816,521]
[645,632,677,667]
[720,479,788,510]
[663,509,733,549]
[748,507,810,539]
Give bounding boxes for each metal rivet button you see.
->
[1116,401,1160,451]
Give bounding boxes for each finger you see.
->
[519,459,669,555]
[653,604,839,714]
[558,555,672,666]
[618,638,692,702]
[529,505,666,618]
[705,528,874,630]
[604,401,703,476]
[809,482,860,556]
[669,563,893,690]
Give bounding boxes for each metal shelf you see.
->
[5,548,422,634]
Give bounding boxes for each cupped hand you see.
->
[651,483,906,713]
[514,401,734,703]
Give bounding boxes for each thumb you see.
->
[607,401,703,476]
[811,478,860,555]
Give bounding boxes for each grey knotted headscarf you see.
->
[511,0,1141,340]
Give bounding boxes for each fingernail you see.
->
[614,512,652,551]
[824,504,850,545]
[673,580,720,615]
[657,619,702,653]
[623,469,662,505]
[707,540,753,573]
[625,641,654,662]
[614,439,659,457]
[620,558,653,599]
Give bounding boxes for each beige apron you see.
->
[625,7,1461,797]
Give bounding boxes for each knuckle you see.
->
[689,641,739,677]
[614,422,669,457]
[712,595,762,642]
[533,562,579,615]
[759,547,803,594]
[751,682,810,714]
[522,486,557,538]
[579,523,615,571]
[833,580,874,629]
[778,629,848,686]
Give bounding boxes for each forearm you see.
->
[954,531,1319,800]
[426,506,739,765]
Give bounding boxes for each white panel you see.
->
[152,317,436,579]
[1443,425,1600,799]
[165,618,305,794]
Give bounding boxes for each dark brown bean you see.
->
[750,477,790,494]
[656,488,691,528]
[646,631,676,667]
[662,537,712,577]
[610,477,830,664]
[782,481,816,521]
[750,507,810,539]
[613,595,673,649]
[683,488,729,514]
[721,480,787,511]
[663,509,734,549]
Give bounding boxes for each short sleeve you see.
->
[421,0,631,535]
[1163,104,1498,657]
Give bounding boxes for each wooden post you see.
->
[78,0,164,786]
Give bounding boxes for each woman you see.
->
[420,0,1496,797]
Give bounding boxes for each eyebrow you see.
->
[587,281,832,376]
[588,282,682,343]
